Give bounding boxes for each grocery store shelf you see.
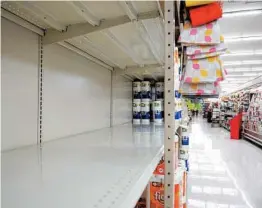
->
[2,123,164,208]
[243,128,262,147]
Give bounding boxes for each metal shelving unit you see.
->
[164,1,176,207]
[2,124,164,208]
[1,1,183,208]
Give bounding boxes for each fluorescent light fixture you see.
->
[226,74,260,77]
[223,9,262,18]
[224,60,262,66]
[225,36,262,43]
[242,72,262,76]
[222,80,250,84]
[226,67,262,72]
[222,51,262,56]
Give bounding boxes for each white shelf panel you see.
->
[2,123,164,208]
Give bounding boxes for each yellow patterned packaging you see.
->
[183,56,225,83]
[185,0,216,7]
[186,42,227,59]
[179,82,221,95]
[178,21,221,45]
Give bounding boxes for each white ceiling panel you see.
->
[221,2,262,92]
[225,39,262,52]
[223,2,262,13]
[222,53,262,62]
[220,14,262,37]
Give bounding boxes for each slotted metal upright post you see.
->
[164,1,175,208]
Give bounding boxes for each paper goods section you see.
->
[1,1,190,208]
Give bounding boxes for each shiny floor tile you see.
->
[187,117,262,208]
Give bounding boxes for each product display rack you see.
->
[243,89,262,146]
[221,76,262,145]
[2,1,187,208]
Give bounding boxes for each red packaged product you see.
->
[189,2,222,27]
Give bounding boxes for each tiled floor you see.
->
[187,117,262,208]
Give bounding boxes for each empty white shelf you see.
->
[2,123,164,208]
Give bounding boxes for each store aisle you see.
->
[187,117,262,208]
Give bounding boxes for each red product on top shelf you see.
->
[189,3,222,27]
[230,113,242,140]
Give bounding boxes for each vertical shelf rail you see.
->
[164,1,175,208]
[38,36,44,145]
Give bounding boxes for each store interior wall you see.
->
[1,18,39,151]
[111,68,132,126]
[42,44,111,142]
[1,17,133,150]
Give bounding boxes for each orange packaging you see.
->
[175,184,180,208]
[150,175,178,208]
[150,176,164,208]
[153,155,165,175]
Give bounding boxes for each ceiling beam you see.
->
[58,41,113,71]
[43,10,159,45]
[67,2,100,26]
[16,2,66,32]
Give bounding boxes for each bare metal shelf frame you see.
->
[164,1,176,208]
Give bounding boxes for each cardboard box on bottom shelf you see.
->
[134,198,146,208]
[150,169,186,208]
[150,175,165,208]
[135,187,147,208]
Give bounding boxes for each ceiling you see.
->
[220,1,262,92]
[1,1,262,91]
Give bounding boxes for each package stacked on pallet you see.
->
[245,90,262,134]
[179,1,227,96]
[134,188,147,208]
[153,82,164,125]
[141,81,152,125]
[133,81,142,125]
[133,80,165,125]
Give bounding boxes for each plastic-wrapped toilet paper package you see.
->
[141,100,150,125]
[141,81,151,99]
[153,100,164,124]
[151,86,156,101]
[156,82,164,100]
[133,99,141,125]
[133,81,141,99]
